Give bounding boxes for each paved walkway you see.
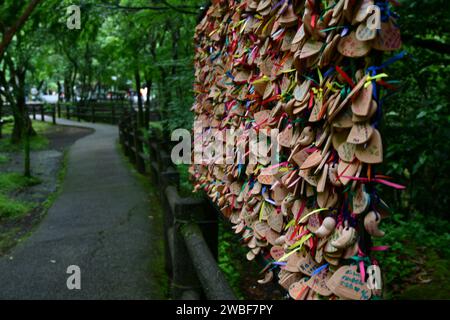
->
[0,118,165,299]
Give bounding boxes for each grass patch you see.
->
[0,194,33,218]
[0,120,52,136]
[0,173,41,194]
[0,120,51,152]
[0,173,40,219]
[0,149,68,255]
[0,135,49,152]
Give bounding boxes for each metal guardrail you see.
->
[118,111,236,300]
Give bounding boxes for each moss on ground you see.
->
[396,253,450,300]
[0,227,22,253]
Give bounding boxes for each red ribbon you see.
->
[335,65,355,88]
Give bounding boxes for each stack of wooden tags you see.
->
[190,0,403,300]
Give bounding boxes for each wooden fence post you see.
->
[128,120,136,164]
[159,167,180,278]
[165,186,202,299]
[52,104,56,124]
[66,103,71,120]
[40,104,45,121]
[122,123,131,159]
[91,103,95,123]
[77,103,81,122]
[133,124,146,174]
[112,104,116,124]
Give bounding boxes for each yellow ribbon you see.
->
[277,234,313,262]
[326,81,344,93]
[281,68,296,74]
[261,15,276,34]
[364,73,388,88]
[208,29,218,37]
[283,208,328,234]
[259,201,266,222]
[317,68,324,85]
[298,207,329,224]
[312,87,323,101]
[252,76,270,84]
[240,19,248,34]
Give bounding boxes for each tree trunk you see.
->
[158,67,168,120]
[144,77,152,129]
[11,69,35,143]
[24,119,31,177]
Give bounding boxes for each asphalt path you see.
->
[0,118,165,300]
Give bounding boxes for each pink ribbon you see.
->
[371,246,390,251]
[341,176,406,190]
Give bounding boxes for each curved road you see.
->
[0,118,166,299]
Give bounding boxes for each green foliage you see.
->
[176,164,203,199]
[373,213,450,298]
[0,153,9,164]
[149,121,164,141]
[365,1,450,298]
[176,164,194,197]
[380,1,450,218]
[218,219,246,300]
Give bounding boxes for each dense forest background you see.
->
[0,0,449,299]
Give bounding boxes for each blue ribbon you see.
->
[376,0,399,23]
[311,263,329,277]
[366,51,407,128]
[323,66,335,78]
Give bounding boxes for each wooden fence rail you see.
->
[1,100,136,139]
[118,111,236,300]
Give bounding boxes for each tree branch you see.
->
[97,0,201,15]
[0,0,43,59]
[402,34,450,55]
